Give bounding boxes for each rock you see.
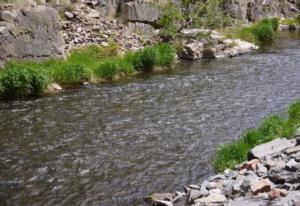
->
[154,200,173,206]
[224,169,237,179]
[181,42,204,60]
[194,193,227,204]
[227,198,268,206]
[64,11,75,19]
[187,189,204,203]
[0,6,64,67]
[144,193,175,205]
[128,22,155,33]
[249,138,295,160]
[289,25,297,31]
[250,179,272,195]
[279,24,290,31]
[286,145,300,155]
[206,182,217,190]
[202,47,216,58]
[240,159,260,171]
[121,1,160,23]
[0,10,17,23]
[271,191,300,206]
[223,0,298,22]
[208,174,226,182]
[87,10,100,18]
[257,163,268,177]
[101,41,109,47]
[286,159,298,171]
[45,83,62,94]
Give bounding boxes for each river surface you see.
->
[0,31,300,206]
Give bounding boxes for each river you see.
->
[0,31,299,206]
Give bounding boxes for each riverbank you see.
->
[0,43,176,99]
[146,100,300,206]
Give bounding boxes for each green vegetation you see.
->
[296,15,300,25]
[0,43,176,98]
[213,100,300,172]
[158,0,231,40]
[226,18,278,44]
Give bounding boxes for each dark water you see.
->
[0,31,300,206]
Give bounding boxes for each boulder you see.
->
[120,0,160,23]
[194,193,227,204]
[0,6,64,68]
[249,138,295,160]
[180,42,204,60]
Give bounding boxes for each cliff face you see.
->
[0,0,299,67]
[223,0,299,22]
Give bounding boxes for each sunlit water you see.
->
[0,31,300,206]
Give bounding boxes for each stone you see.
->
[271,191,300,206]
[128,22,155,33]
[188,189,203,203]
[0,10,17,23]
[202,47,216,58]
[249,138,295,160]
[121,1,160,23]
[257,163,268,177]
[154,200,173,206]
[144,193,175,205]
[206,182,217,190]
[194,193,227,204]
[45,83,62,94]
[250,179,272,195]
[286,159,298,171]
[180,42,204,60]
[64,11,75,19]
[295,127,300,137]
[227,198,267,206]
[224,169,237,179]
[240,159,260,171]
[286,145,300,154]
[87,10,100,18]
[208,174,226,182]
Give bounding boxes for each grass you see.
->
[0,43,176,98]
[213,100,300,172]
[226,18,278,44]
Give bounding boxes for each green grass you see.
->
[226,18,277,44]
[213,100,300,172]
[280,18,296,26]
[0,43,176,98]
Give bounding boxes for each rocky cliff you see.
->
[0,0,299,67]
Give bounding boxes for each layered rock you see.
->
[145,131,300,206]
[0,6,64,68]
[223,0,299,22]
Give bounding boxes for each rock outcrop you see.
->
[0,6,64,68]
[223,0,299,22]
[145,132,300,206]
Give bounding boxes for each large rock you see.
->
[120,0,160,23]
[223,0,299,22]
[0,6,64,68]
[249,138,295,160]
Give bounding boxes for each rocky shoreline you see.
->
[146,128,300,206]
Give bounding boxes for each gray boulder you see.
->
[0,6,64,68]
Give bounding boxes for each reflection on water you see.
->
[0,31,300,206]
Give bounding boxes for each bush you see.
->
[296,15,300,25]
[133,47,159,72]
[270,18,279,31]
[252,21,275,42]
[94,59,120,80]
[213,99,300,172]
[153,43,176,66]
[0,67,51,97]
[51,63,90,84]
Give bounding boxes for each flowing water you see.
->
[0,31,300,206]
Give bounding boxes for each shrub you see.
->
[133,47,159,72]
[213,99,300,172]
[51,63,90,84]
[0,67,51,97]
[296,15,300,25]
[252,21,274,42]
[94,59,120,80]
[153,43,176,66]
[270,18,279,31]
